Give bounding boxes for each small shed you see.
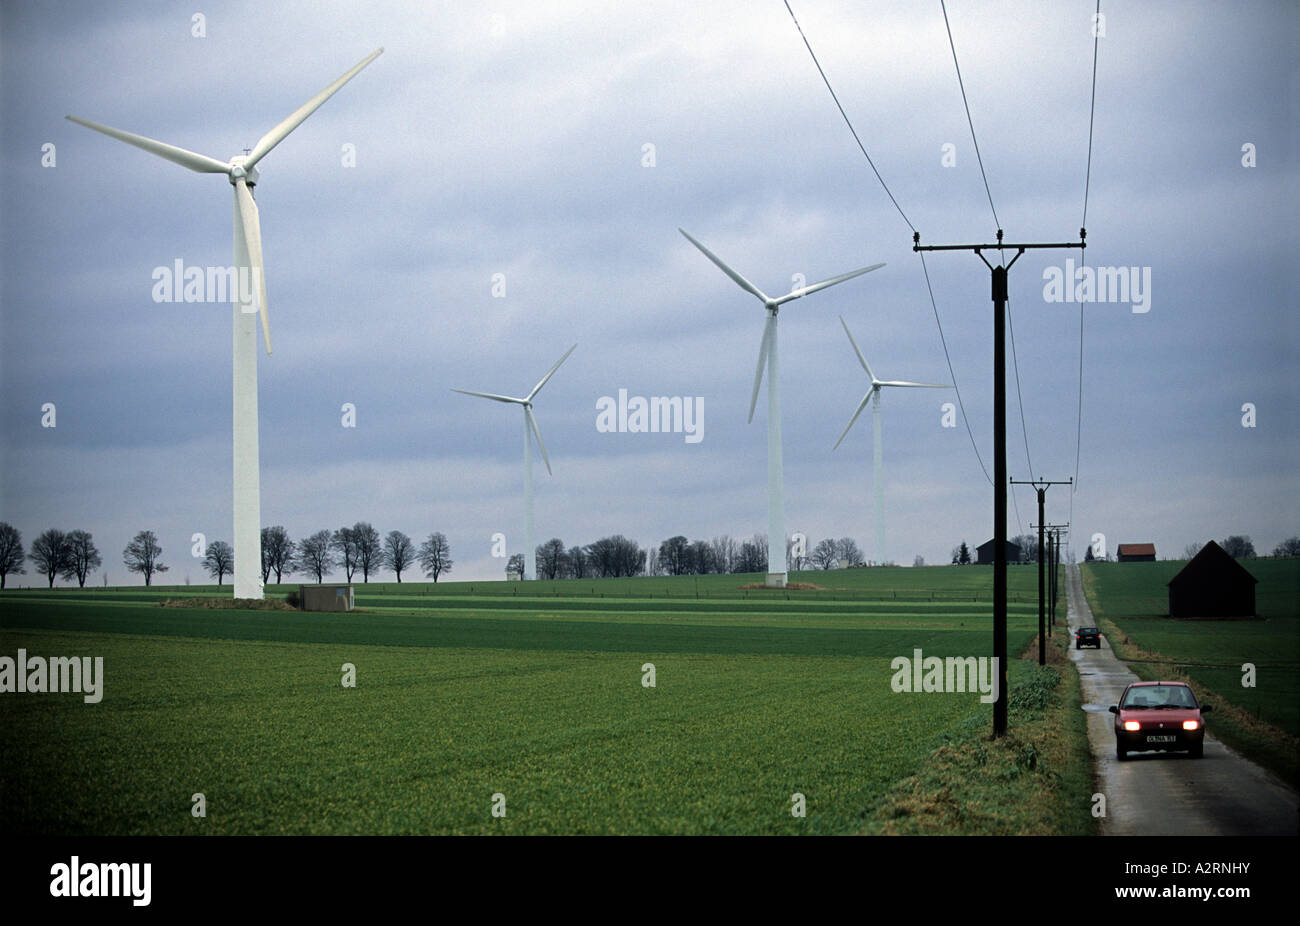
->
[299,584,355,612]
[1167,541,1257,618]
[1117,543,1156,562]
[976,539,1022,565]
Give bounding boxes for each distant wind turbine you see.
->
[68,48,384,599]
[680,228,884,587]
[453,345,577,581]
[833,316,949,567]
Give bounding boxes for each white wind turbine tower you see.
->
[453,345,577,581]
[833,316,949,567]
[680,229,884,588]
[67,49,383,599]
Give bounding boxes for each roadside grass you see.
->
[866,629,1096,835]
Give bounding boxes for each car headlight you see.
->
[1124,721,1141,731]
[1182,720,1199,731]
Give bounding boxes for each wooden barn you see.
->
[976,539,1022,565]
[1167,540,1258,618]
[1117,542,1156,562]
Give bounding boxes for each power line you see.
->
[781,0,915,233]
[919,251,993,486]
[781,1,992,487]
[1082,0,1101,228]
[1005,289,1034,479]
[940,0,999,230]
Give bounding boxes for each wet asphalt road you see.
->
[1065,563,1299,836]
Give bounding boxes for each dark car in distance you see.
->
[1075,626,1102,649]
[1109,681,1212,759]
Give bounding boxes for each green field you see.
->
[1,566,1079,835]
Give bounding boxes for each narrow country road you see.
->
[1065,563,1299,835]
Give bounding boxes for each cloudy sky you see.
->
[2,0,1296,584]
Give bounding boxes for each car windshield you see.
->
[1122,686,1196,709]
[1080,627,1098,633]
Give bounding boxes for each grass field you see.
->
[0,566,1089,835]
[1081,558,1300,786]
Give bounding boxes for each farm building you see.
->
[1117,543,1156,562]
[976,539,1022,565]
[1167,540,1258,618]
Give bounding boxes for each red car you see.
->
[1109,681,1212,760]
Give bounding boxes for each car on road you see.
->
[1109,681,1212,760]
[1075,626,1102,649]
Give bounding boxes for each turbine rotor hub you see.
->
[227,157,259,187]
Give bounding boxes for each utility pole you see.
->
[1039,523,1069,629]
[1017,478,1072,665]
[914,229,1086,737]
[1050,524,1068,627]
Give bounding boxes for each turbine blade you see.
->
[839,315,876,382]
[527,343,577,401]
[234,179,271,354]
[774,262,885,305]
[879,380,950,388]
[245,48,383,168]
[451,388,525,404]
[65,116,230,174]
[679,228,769,303]
[527,407,552,476]
[833,391,874,450]
[749,315,774,424]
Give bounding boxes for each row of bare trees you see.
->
[527,535,647,580]
[0,522,172,588]
[261,524,454,584]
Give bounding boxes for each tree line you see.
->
[0,521,454,588]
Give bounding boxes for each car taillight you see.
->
[1182,720,1199,731]
[1124,721,1141,731]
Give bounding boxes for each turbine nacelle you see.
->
[227,157,259,187]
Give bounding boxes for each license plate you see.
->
[1146,735,1176,743]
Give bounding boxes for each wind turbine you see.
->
[67,49,383,599]
[453,345,577,581]
[679,228,884,588]
[833,316,949,567]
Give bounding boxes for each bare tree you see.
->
[204,541,234,585]
[30,529,73,588]
[1011,533,1039,564]
[261,526,296,584]
[536,538,566,580]
[1182,541,1204,560]
[419,532,453,582]
[0,522,25,589]
[736,536,767,574]
[351,522,382,582]
[710,535,737,575]
[659,536,690,575]
[690,539,714,575]
[1272,537,1300,557]
[506,552,525,580]
[836,538,864,568]
[566,545,587,578]
[812,538,839,570]
[384,530,416,582]
[1220,535,1256,559]
[61,530,103,588]
[331,527,359,582]
[123,530,169,586]
[299,530,334,583]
